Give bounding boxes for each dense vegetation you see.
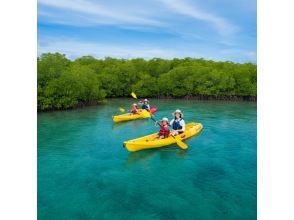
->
[38,53,257,111]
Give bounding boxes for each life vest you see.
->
[131,106,138,114]
[160,124,170,137]
[141,104,149,110]
[172,118,183,130]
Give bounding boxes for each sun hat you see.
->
[161,117,169,122]
[133,103,137,106]
[173,109,183,117]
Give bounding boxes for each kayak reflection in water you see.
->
[153,117,170,140]
[170,109,185,136]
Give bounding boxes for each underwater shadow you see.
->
[124,145,188,168]
[112,119,150,130]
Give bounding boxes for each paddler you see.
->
[141,99,150,111]
[153,117,170,140]
[131,103,139,114]
[138,100,143,108]
[170,109,185,136]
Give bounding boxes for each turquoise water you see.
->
[38,99,256,220]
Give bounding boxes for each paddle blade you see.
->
[119,107,125,112]
[131,92,137,99]
[175,136,188,150]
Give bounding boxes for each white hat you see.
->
[161,117,169,122]
[174,109,181,114]
[133,103,137,106]
[144,99,149,102]
[173,109,183,117]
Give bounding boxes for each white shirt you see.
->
[170,118,185,131]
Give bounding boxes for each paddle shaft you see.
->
[150,115,161,126]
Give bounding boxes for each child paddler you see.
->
[152,117,170,140]
[131,103,139,114]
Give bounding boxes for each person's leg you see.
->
[171,130,179,136]
[152,134,160,140]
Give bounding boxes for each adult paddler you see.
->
[170,109,185,136]
[141,99,151,111]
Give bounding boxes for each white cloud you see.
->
[38,0,163,26]
[37,37,200,59]
[220,49,256,63]
[38,37,256,62]
[246,51,257,61]
[37,0,255,62]
[38,0,239,37]
[158,0,239,36]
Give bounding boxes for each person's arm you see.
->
[179,120,185,132]
[169,119,174,128]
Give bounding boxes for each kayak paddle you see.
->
[150,115,160,126]
[150,115,188,150]
[172,135,188,150]
[119,107,125,112]
[131,92,137,99]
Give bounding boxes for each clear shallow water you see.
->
[38,99,256,220]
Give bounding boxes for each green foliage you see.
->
[37,53,71,87]
[38,53,257,111]
[38,54,106,110]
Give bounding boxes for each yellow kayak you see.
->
[112,110,151,123]
[124,122,203,152]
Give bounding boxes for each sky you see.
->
[37,0,256,63]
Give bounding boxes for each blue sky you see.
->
[38,0,256,63]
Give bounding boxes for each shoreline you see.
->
[152,95,256,102]
[38,96,257,112]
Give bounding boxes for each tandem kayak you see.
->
[112,109,151,123]
[113,107,157,123]
[123,122,203,152]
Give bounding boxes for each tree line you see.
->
[37,53,257,111]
